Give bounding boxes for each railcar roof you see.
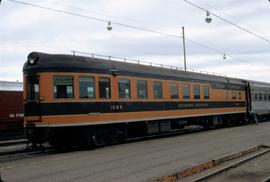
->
[23,52,244,85]
[249,80,270,92]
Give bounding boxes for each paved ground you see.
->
[0,122,270,182]
[206,152,270,182]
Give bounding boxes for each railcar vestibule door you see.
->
[28,76,40,101]
[25,76,41,121]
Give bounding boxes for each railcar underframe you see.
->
[26,112,248,148]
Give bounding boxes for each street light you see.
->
[223,53,226,59]
[107,21,112,31]
[205,11,212,23]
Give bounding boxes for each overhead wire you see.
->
[3,0,270,71]
[41,0,164,31]
[182,0,270,44]
[3,0,228,53]
[6,0,181,39]
[200,0,268,44]
[182,0,270,70]
[5,0,225,54]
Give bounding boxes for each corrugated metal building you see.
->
[0,81,23,91]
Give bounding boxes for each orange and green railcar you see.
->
[23,52,250,148]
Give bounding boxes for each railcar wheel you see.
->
[48,129,73,150]
[48,138,58,148]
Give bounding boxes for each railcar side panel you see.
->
[24,72,247,128]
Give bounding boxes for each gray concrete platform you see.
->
[0,122,270,182]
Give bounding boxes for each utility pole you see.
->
[182,26,187,71]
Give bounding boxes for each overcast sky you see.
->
[0,0,270,82]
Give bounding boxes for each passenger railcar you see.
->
[0,81,24,136]
[23,52,253,148]
[249,81,270,120]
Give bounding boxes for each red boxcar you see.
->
[0,81,24,132]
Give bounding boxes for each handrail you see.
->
[71,50,227,77]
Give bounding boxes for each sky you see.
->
[0,0,270,82]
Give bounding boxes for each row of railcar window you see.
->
[53,76,211,100]
[227,91,242,100]
[253,92,270,101]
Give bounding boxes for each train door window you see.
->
[119,79,131,98]
[54,76,74,98]
[79,76,95,98]
[28,77,39,100]
[193,85,200,99]
[203,85,209,99]
[99,77,111,99]
[183,84,190,99]
[137,80,148,99]
[264,93,267,101]
[232,92,236,99]
[225,91,229,99]
[239,92,242,99]
[153,81,163,99]
[170,83,178,99]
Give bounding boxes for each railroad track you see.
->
[0,129,25,141]
[0,144,55,163]
[262,176,270,182]
[151,144,270,182]
[192,145,270,182]
[0,138,27,147]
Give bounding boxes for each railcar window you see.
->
[119,79,131,98]
[232,92,236,99]
[203,86,210,99]
[153,81,163,99]
[54,76,74,98]
[264,93,267,101]
[193,85,200,99]
[259,93,262,101]
[268,94,270,101]
[170,83,178,99]
[99,77,111,99]
[137,80,148,99]
[239,92,242,99]
[255,93,258,100]
[79,77,95,98]
[183,84,190,99]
